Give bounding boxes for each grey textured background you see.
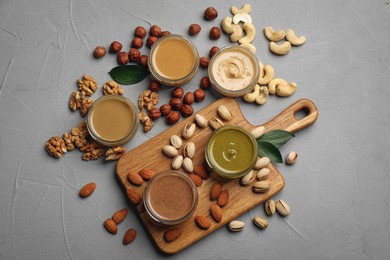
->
[1,0,390,259]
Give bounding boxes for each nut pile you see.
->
[103,208,138,246]
[264,26,306,55]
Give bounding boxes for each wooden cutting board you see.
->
[116,98,318,254]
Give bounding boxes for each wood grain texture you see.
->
[116,98,318,254]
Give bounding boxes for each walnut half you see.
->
[105,146,126,161]
[45,136,67,158]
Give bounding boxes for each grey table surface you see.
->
[1,0,390,259]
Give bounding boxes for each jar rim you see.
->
[208,45,260,97]
[148,34,199,87]
[86,95,139,147]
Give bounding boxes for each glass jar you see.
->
[148,34,199,87]
[208,45,260,97]
[205,125,258,178]
[143,170,198,225]
[86,95,139,146]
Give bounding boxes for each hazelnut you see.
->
[93,46,106,58]
[109,41,122,53]
[131,38,143,49]
[149,81,161,92]
[148,108,161,121]
[166,111,180,125]
[129,48,140,61]
[138,55,148,67]
[200,76,210,90]
[209,46,220,58]
[134,26,147,38]
[159,104,171,116]
[160,31,171,37]
[204,7,218,20]
[117,52,129,64]
[171,87,184,98]
[183,92,195,105]
[194,89,206,102]
[146,36,158,48]
[150,25,161,37]
[199,57,210,68]
[188,24,201,36]
[209,27,222,40]
[181,104,194,117]
[170,98,183,111]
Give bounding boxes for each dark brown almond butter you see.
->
[164,227,182,242]
[195,216,211,230]
[112,208,128,224]
[123,228,137,245]
[210,182,222,200]
[79,182,96,198]
[103,218,117,234]
[217,189,229,207]
[127,171,144,186]
[210,203,223,223]
[127,189,141,205]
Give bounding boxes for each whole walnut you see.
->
[170,98,183,111]
[135,26,147,38]
[209,27,222,40]
[204,7,218,20]
[131,38,143,49]
[188,24,201,36]
[129,48,140,61]
[166,111,180,125]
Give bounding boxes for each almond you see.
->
[112,208,128,224]
[210,182,222,200]
[217,189,229,207]
[139,168,155,181]
[123,228,137,245]
[127,189,141,205]
[164,227,182,242]
[189,173,202,187]
[127,171,144,186]
[210,203,223,223]
[103,218,117,234]
[193,165,209,179]
[79,182,96,198]
[195,216,211,230]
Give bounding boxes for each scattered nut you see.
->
[109,41,122,53]
[254,156,270,170]
[275,199,291,216]
[228,220,245,232]
[93,46,106,58]
[148,108,161,121]
[239,23,256,44]
[45,136,67,158]
[257,65,275,85]
[210,182,222,200]
[159,104,171,116]
[195,216,211,230]
[80,140,105,161]
[217,105,233,121]
[138,55,148,67]
[195,113,208,128]
[128,48,141,61]
[264,199,276,216]
[188,24,201,36]
[149,80,161,92]
[209,27,222,40]
[170,98,183,111]
[221,17,243,42]
[264,26,286,42]
[253,216,268,229]
[172,87,184,98]
[77,74,98,96]
[170,134,182,149]
[131,37,143,49]
[160,31,171,37]
[166,111,180,124]
[63,133,75,151]
[127,171,144,186]
[189,173,202,186]
[217,189,229,207]
[146,36,158,48]
[255,86,269,105]
[183,157,194,173]
[164,227,182,242]
[252,181,271,193]
[181,104,194,117]
[256,168,270,180]
[199,57,210,68]
[134,26,147,38]
[183,142,196,158]
[183,92,194,105]
[79,182,96,197]
[209,117,224,130]
[103,80,124,95]
[250,126,265,139]
[240,43,256,54]
[139,168,156,181]
[269,41,292,55]
[112,208,128,224]
[268,78,287,95]
[79,97,94,117]
[243,84,260,103]
[194,89,206,102]
[182,122,196,139]
[127,189,141,205]
[233,12,252,24]
[275,82,297,97]
[123,228,137,245]
[210,203,223,223]
[193,165,208,179]
[103,219,118,234]
[209,46,220,58]
[240,170,256,186]
[149,25,161,37]
[200,76,210,90]
[171,155,183,170]
[117,52,129,64]
[204,7,218,20]
[286,151,298,165]
[231,4,251,15]
[105,146,126,161]
[162,145,178,158]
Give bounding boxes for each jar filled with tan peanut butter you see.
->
[86,95,139,146]
[208,46,259,97]
[148,34,199,87]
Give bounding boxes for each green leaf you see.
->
[108,65,149,85]
[258,141,283,163]
[258,130,295,148]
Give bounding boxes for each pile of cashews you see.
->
[243,62,298,105]
[220,4,257,54]
[264,26,306,55]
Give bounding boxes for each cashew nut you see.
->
[240,43,256,54]
[239,22,256,44]
[264,26,286,42]
[268,78,287,95]
[231,4,251,15]
[269,41,292,55]
[221,17,243,42]
[255,86,269,105]
[257,65,275,85]
[276,82,297,97]
[243,84,260,102]
[258,61,264,78]
[233,13,252,24]
[286,29,306,46]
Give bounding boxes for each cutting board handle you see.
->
[258,98,318,133]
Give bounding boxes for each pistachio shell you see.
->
[183,142,196,159]
[228,220,245,232]
[162,145,178,158]
[286,151,298,165]
[195,113,208,128]
[253,216,268,229]
[182,122,196,139]
[182,157,193,173]
[252,180,271,193]
[240,170,256,186]
[256,168,270,180]
[275,199,290,216]
[209,117,224,130]
[250,126,265,139]
[171,155,183,170]
[254,156,270,170]
[264,199,276,216]
[170,135,182,149]
[217,105,233,121]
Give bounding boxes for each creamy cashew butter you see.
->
[209,46,259,97]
